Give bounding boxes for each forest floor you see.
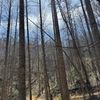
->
[26,91,100,100]
[71,92,100,100]
[26,92,100,100]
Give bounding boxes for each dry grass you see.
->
[26,92,100,100]
[26,96,36,100]
[26,95,45,100]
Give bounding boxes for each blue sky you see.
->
[0,0,81,40]
[73,0,79,4]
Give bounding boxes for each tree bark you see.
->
[18,0,26,100]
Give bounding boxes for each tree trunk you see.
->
[80,0,99,79]
[51,0,70,100]
[39,0,51,100]
[1,0,12,99]
[25,0,32,99]
[18,0,26,100]
[84,0,100,75]
[57,0,92,98]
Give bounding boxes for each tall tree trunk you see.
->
[57,0,92,98]
[78,14,97,77]
[51,0,70,100]
[9,6,18,100]
[25,0,32,99]
[1,0,12,99]
[80,0,93,42]
[58,0,89,85]
[84,0,100,75]
[18,0,26,99]
[80,0,99,79]
[39,0,51,100]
